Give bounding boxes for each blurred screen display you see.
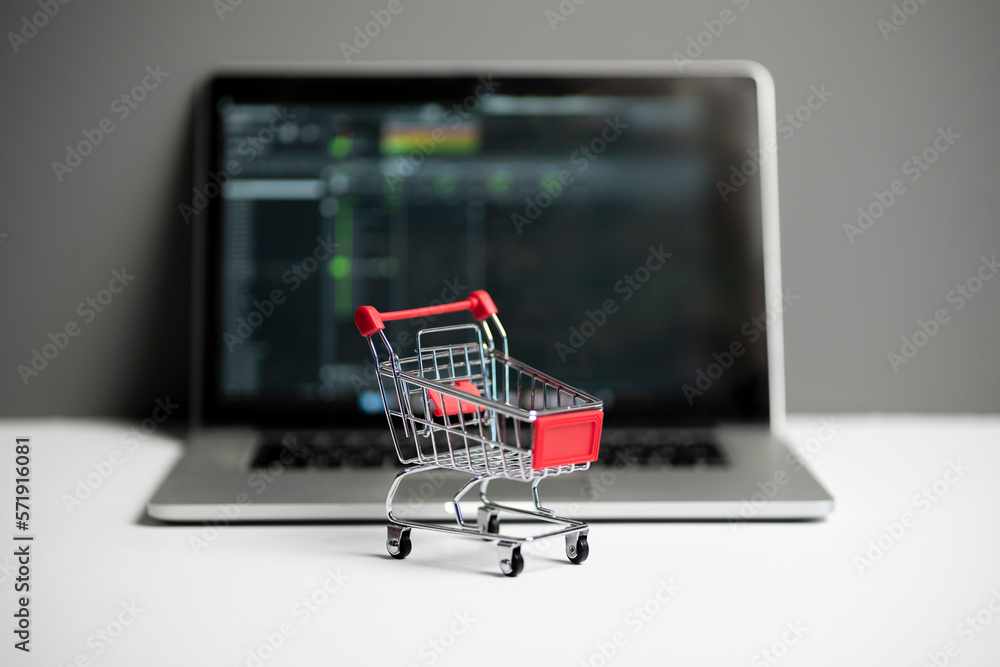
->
[204,75,769,426]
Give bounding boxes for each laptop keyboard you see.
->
[598,431,728,467]
[249,431,397,470]
[248,430,728,470]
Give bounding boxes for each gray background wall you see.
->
[1,0,997,417]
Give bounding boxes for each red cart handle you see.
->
[355,290,498,337]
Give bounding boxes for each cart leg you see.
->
[497,541,524,577]
[386,464,441,524]
[565,530,589,564]
[451,473,492,528]
[387,524,412,559]
[531,478,556,517]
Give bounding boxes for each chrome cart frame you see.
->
[355,290,603,576]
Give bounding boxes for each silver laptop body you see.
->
[148,60,833,523]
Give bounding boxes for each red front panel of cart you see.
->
[531,410,603,470]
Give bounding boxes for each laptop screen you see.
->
[199,72,769,428]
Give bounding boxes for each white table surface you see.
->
[1,415,999,667]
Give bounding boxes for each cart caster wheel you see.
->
[567,534,589,564]
[387,526,411,559]
[478,507,500,539]
[498,545,524,577]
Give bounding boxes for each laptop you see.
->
[148,60,833,522]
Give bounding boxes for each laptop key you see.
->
[689,443,728,466]
[668,447,698,467]
[249,443,286,469]
[311,449,344,468]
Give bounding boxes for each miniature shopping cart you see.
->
[355,290,603,577]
